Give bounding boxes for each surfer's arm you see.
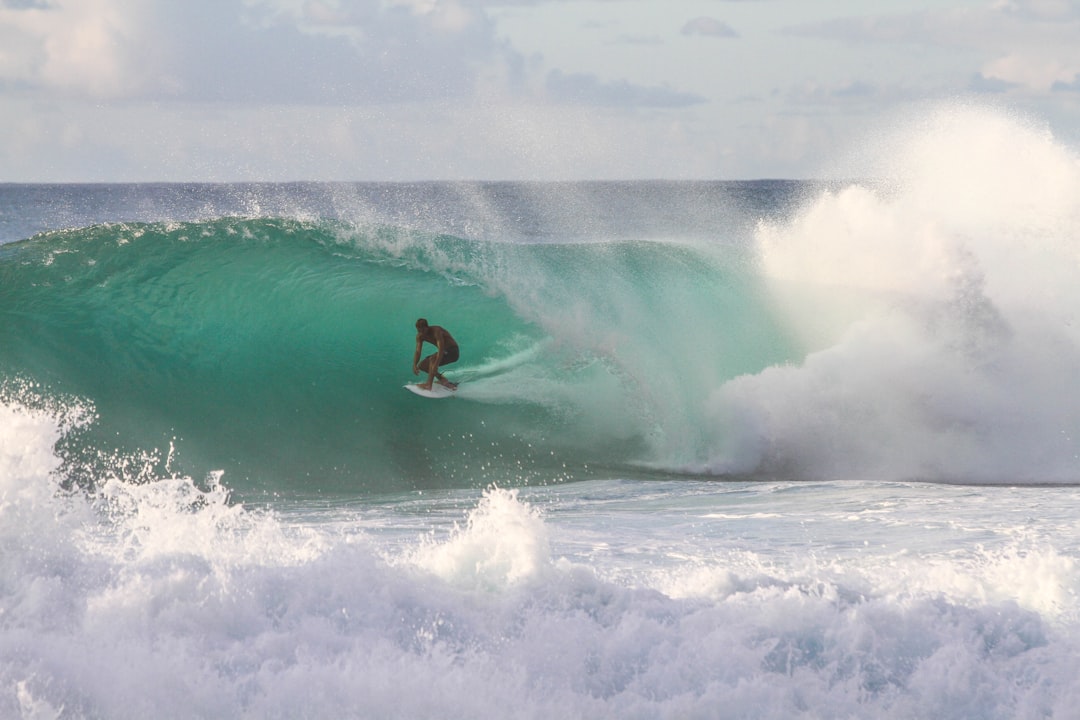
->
[412,335,423,375]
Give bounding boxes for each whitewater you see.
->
[3,105,1080,718]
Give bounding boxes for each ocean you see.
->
[3,106,1080,718]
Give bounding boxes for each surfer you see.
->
[413,318,459,390]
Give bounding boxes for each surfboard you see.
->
[404,383,456,399]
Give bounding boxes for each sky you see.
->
[1,0,1080,182]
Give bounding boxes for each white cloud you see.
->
[0,0,510,103]
[3,0,1080,182]
[545,69,706,108]
[982,50,1080,92]
[994,0,1080,21]
[784,7,987,48]
[0,0,162,98]
[0,0,726,181]
[782,78,920,110]
[975,5,1080,92]
[680,16,738,38]
[784,2,1080,95]
[0,0,707,110]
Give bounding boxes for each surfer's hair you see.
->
[416,318,428,329]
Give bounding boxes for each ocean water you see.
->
[3,105,1080,718]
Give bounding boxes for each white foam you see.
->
[3,441,1080,718]
[0,400,63,491]
[403,487,552,590]
[711,104,1080,482]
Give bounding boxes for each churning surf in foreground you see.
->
[3,103,1080,717]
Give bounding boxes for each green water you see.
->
[0,217,796,495]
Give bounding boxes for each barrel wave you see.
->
[0,216,790,495]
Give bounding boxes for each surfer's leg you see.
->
[416,354,439,389]
[434,347,459,387]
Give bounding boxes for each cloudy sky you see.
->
[1,0,1079,181]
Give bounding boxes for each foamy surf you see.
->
[3,414,1079,718]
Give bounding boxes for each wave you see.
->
[5,104,1080,489]
[0,216,790,494]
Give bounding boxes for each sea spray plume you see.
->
[0,378,102,494]
[404,487,551,591]
[711,104,1080,482]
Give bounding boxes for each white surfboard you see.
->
[404,383,457,399]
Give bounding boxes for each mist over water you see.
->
[710,106,1080,482]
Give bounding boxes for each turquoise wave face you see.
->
[0,218,795,495]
